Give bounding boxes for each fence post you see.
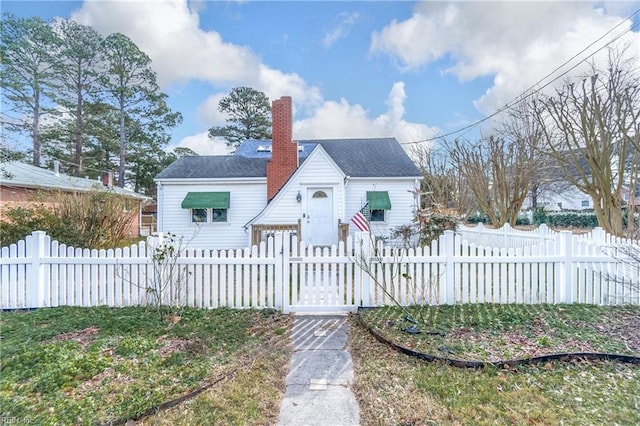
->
[558,231,574,303]
[26,231,47,308]
[477,222,485,246]
[591,227,606,244]
[502,223,512,248]
[274,232,285,311]
[539,223,549,236]
[443,230,455,305]
[277,232,290,313]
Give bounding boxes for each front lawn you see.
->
[351,304,640,425]
[0,306,292,425]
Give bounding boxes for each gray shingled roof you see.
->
[0,161,149,200]
[308,138,421,177]
[155,137,421,180]
[155,155,268,179]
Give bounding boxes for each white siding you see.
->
[345,178,418,239]
[157,181,267,249]
[534,187,592,211]
[156,146,421,249]
[260,148,344,226]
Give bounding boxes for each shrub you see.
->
[533,207,547,225]
[0,205,69,247]
[545,211,599,228]
[392,208,461,249]
[0,187,140,248]
[466,212,490,224]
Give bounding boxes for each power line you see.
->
[402,8,640,145]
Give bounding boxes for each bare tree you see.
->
[449,131,538,227]
[532,48,640,237]
[411,144,476,217]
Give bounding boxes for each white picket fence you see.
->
[1,229,638,311]
[457,223,561,250]
[456,222,629,250]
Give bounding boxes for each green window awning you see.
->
[367,191,391,210]
[181,192,230,209]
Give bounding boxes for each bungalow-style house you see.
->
[0,161,150,237]
[155,96,423,249]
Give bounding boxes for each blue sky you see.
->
[4,1,640,155]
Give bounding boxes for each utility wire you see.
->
[402,8,640,145]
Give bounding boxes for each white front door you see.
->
[306,188,334,245]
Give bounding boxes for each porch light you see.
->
[296,191,302,203]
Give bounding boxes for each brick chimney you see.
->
[267,96,298,201]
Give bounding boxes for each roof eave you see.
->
[155,177,267,184]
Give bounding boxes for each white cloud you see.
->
[294,82,439,145]
[322,12,359,49]
[69,1,437,150]
[196,93,227,127]
[370,2,640,115]
[174,132,231,156]
[70,0,323,110]
[71,0,256,87]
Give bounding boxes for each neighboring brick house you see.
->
[0,161,150,237]
[155,96,423,249]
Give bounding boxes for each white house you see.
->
[155,96,422,249]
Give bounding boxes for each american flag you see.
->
[351,202,370,232]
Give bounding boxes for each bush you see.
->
[545,212,599,228]
[466,212,490,224]
[0,188,140,248]
[414,208,460,247]
[533,208,547,225]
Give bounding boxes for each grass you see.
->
[3,303,638,425]
[350,304,640,425]
[0,306,292,425]
[358,304,640,361]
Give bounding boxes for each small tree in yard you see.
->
[392,207,460,249]
[352,208,460,330]
[145,232,190,321]
[352,230,446,333]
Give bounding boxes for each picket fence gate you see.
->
[1,229,638,312]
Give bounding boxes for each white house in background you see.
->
[533,187,594,211]
[155,96,422,249]
[529,181,638,212]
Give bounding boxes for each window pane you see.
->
[370,209,385,222]
[212,208,227,222]
[192,208,207,223]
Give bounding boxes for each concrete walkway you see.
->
[278,314,360,426]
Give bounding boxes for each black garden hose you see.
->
[355,310,640,369]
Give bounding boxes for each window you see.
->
[366,191,391,223]
[212,208,227,222]
[581,200,590,208]
[192,208,208,223]
[312,191,328,198]
[370,209,385,222]
[182,192,230,224]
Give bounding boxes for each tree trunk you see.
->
[74,71,83,177]
[32,87,41,167]
[118,96,126,187]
